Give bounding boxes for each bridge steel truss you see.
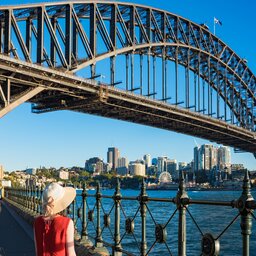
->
[0,1,255,153]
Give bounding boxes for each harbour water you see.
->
[76,189,256,255]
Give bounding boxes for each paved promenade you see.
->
[0,199,108,256]
[0,201,35,256]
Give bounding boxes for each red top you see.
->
[34,215,70,256]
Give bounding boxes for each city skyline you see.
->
[1,0,256,171]
[1,142,248,172]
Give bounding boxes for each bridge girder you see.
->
[0,1,255,153]
[0,54,255,153]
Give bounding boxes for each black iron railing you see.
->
[4,171,256,256]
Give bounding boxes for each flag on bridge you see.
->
[214,17,222,26]
[213,17,222,35]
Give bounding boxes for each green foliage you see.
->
[121,176,143,189]
[6,167,147,190]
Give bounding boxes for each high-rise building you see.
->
[218,146,231,171]
[193,147,199,172]
[152,158,158,166]
[166,159,178,180]
[143,154,151,169]
[194,144,218,172]
[157,156,168,176]
[117,157,129,176]
[0,165,3,180]
[211,147,218,169]
[179,162,187,170]
[200,145,212,171]
[107,147,120,170]
[117,157,128,168]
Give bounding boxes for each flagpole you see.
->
[213,17,215,35]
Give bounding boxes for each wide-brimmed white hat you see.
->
[42,183,76,215]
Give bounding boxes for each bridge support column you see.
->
[0,86,44,118]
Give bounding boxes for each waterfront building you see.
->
[146,165,157,176]
[152,158,158,166]
[231,169,246,180]
[211,147,218,170]
[95,161,104,174]
[107,147,120,170]
[203,145,211,170]
[104,163,112,173]
[166,159,178,181]
[143,154,151,169]
[157,156,168,176]
[218,146,231,172]
[85,157,104,173]
[0,165,3,180]
[178,162,187,170]
[231,164,244,171]
[117,157,128,176]
[193,147,199,172]
[199,144,212,171]
[116,166,128,176]
[26,168,36,175]
[117,157,128,168]
[59,170,69,180]
[129,162,146,177]
[1,180,11,187]
[194,144,218,172]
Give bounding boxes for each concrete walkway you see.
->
[0,201,35,256]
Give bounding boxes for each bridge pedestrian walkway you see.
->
[0,201,35,256]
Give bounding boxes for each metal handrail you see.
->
[4,170,255,256]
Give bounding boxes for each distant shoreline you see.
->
[146,186,256,191]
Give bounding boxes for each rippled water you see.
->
[75,189,256,255]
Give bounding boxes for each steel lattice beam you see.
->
[0,1,255,154]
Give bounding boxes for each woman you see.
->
[34,183,77,256]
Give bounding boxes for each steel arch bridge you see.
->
[0,1,255,154]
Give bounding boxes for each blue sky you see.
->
[1,0,256,171]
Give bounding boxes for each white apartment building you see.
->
[129,162,146,177]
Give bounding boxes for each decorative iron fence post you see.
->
[30,186,33,212]
[22,187,26,208]
[95,181,102,247]
[36,185,40,214]
[30,186,34,212]
[25,185,29,209]
[80,182,92,246]
[28,186,32,211]
[94,182,109,255]
[176,172,189,256]
[238,170,253,256]
[17,188,21,205]
[72,189,81,241]
[40,185,43,214]
[113,178,122,256]
[33,185,37,214]
[139,178,148,256]
[72,185,81,242]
